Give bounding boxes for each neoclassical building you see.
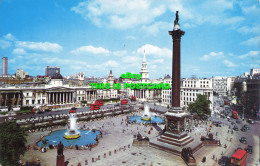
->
[0,72,97,109]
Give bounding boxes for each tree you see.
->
[0,121,27,166]
[188,94,211,117]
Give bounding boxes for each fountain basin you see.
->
[141,114,151,121]
[64,133,81,139]
[37,129,100,147]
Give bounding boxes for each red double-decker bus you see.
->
[121,99,128,105]
[90,104,100,110]
[131,96,136,101]
[95,100,104,106]
[224,100,228,105]
[232,111,238,119]
[231,149,247,166]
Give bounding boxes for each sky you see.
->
[0,0,259,79]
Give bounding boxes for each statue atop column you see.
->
[174,11,180,30]
[57,141,64,156]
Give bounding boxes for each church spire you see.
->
[143,50,146,62]
[140,49,149,82]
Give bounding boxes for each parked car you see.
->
[231,121,235,125]
[8,117,16,120]
[71,107,77,110]
[236,119,241,124]
[247,119,255,124]
[45,109,51,112]
[233,125,238,131]
[243,124,250,130]
[241,126,247,132]
[245,145,253,154]
[240,137,247,144]
[69,110,76,113]
[218,156,230,166]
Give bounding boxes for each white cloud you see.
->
[0,39,11,49]
[86,60,119,69]
[72,0,166,29]
[12,48,26,55]
[122,56,141,63]
[71,45,109,55]
[240,36,260,46]
[238,51,260,59]
[199,52,224,61]
[15,41,62,53]
[223,60,237,68]
[242,5,259,14]
[140,21,171,35]
[137,44,171,58]
[4,33,16,41]
[223,16,244,25]
[237,25,260,34]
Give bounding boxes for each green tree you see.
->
[0,121,27,166]
[188,94,211,117]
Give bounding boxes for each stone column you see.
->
[59,92,61,104]
[52,93,55,104]
[63,92,65,103]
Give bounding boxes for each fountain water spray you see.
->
[141,104,151,121]
[64,114,81,139]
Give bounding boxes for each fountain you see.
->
[141,104,151,121]
[64,114,81,139]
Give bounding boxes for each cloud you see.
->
[237,25,260,34]
[86,60,119,69]
[137,44,171,58]
[199,52,224,61]
[140,21,171,35]
[240,36,260,46]
[238,51,260,59]
[222,60,238,68]
[71,0,166,29]
[242,5,259,14]
[0,39,11,49]
[4,33,16,41]
[15,41,62,53]
[12,48,26,55]
[71,45,110,55]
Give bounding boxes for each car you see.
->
[236,119,241,124]
[247,119,255,124]
[218,156,230,166]
[8,117,16,120]
[114,103,120,106]
[241,126,247,132]
[245,145,253,154]
[243,124,250,130]
[240,137,247,144]
[231,121,235,125]
[71,107,77,110]
[233,125,238,131]
[69,110,76,113]
[45,109,51,112]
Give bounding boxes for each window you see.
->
[26,93,29,96]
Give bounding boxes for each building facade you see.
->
[162,78,214,111]
[45,66,60,77]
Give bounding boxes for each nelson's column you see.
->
[150,12,200,157]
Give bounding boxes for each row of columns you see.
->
[0,93,21,106]
[134,89,161,99]
[47,92,74,104]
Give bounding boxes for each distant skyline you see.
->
[0,0,259,79]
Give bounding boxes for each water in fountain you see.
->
[64,114,81,139]
[141,104,151,121]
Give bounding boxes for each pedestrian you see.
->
[228,130,229,133]
[213,154,215,159]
